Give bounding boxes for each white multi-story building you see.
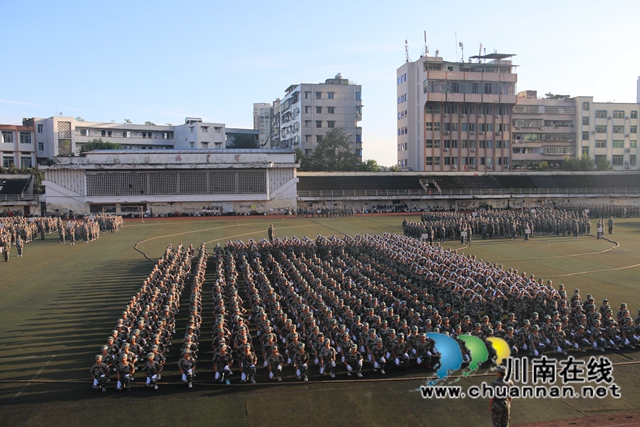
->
[576,97,639,170]
[274,74,363,160]
[28,116,244,157]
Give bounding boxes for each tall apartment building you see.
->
[397,54,518,171]
[253,103,272,146]
[270,99,281,149]
[0,119,37,169]
[576,97,639,170]
[274,74,363,160]
[511,91,577,169]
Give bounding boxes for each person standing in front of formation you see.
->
[489,365,514,427]
[268,224,275,242]
[608,217,615,235]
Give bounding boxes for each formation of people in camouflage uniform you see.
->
[58,215,123,245]
[91,244,193,392]
[403,208,591,242]
[1,215,122,261]
[92,232,640,390]
[296,207,355,218]
[557,203,639,219]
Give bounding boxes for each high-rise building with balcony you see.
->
[511,91,577,169]
[397,53,517,171]
[253,103,272,147]
[274,74,362,160]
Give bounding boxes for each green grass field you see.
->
[1,214,639,427]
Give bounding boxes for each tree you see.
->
[75,116,85,122]
[545,93,570,100]
[144,121,156,126]
[359,159,381,172]
[306,128,360,171]
[228,133,260,149]
[80,138,123,156]
[124,119,132,124]
[561,154,595,171]
[537,161,550,171]
[295,148,312,171]
[596,157,613,171]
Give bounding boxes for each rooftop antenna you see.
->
[478,43,483,63]
[459,42,464,63]
[424,30,429,56]
[405,39,410,62]
[455,32,458,61]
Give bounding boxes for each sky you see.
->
[1,0,639,167]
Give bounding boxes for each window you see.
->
[479,140,486,149]
[19,132,31,144]
[582,117,590,126]
[582,147,589,156]
[2,131,13,143]
[101,130,113,137]
[496,140,502,148]
[21,157,32,168]
[316,121,322,128]
[612,155,624,166]
[630,126,637,134]
[305,120,311,128]
[595,110,607,119]
[328,92,335,99]
[355,134,362,143]
[613,111,625,119]
[3,156,14,167]
[433,139,441,148]
[328,107,335,114]
[612,140,624,148]
[316,135,323,142]
[613,125,624,134]
[201,126,208,133]
[316,106,322,114]
[631,140,637,148]
[327,121,335,128]
[484,83,492,94]
[444,157,451,166]
[426,156,433,166]
[355,92,361,100]
[461,123,468,132]
[426,140,433,148]
[461,140,468,148]
[595,125,607,133]
[595,140,607,148]
[38,142,44,151]
[451,140,458,148]
[582,131,590,141]
[305,106,310,113]
[425,104,441,114]
[315,92,322,99]
[631,155,637,165]
[631,111,638,119]
[37,124,43,133]
[304,91,311,99]
[582,102,590,111]
[433,156,440,165]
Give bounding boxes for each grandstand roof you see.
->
[297,172,640,192]
[0,174,32,195]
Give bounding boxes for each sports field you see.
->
[1,214,639,427]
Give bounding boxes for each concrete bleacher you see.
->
[435,175,503,190]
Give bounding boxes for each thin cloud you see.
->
[0,99,40,107]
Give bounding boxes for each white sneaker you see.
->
[380,368,385,375]
[154,384,158,390]
[347,371,352,376]
[357,372,363,378]
[331,373,335,378]
[188,382,193,388]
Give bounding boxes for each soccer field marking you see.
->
[547,261,640,278]
[487,238,619,263]
[11,355,55,402]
